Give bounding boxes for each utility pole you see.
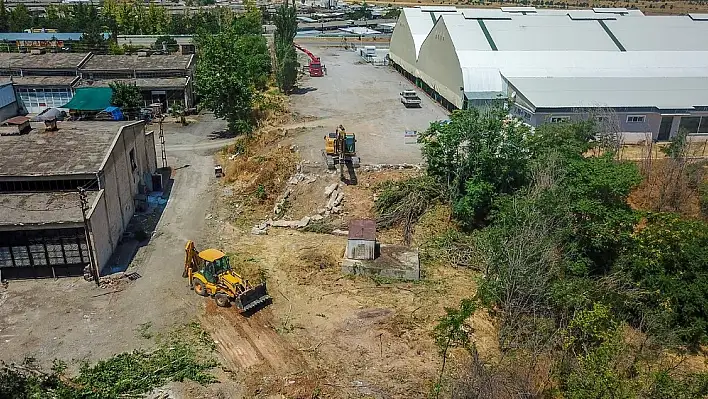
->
[79,188,100,286]
[159,116,167,168]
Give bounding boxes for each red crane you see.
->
[294,43,324,77]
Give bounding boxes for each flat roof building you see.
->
[390,6,708,141]
[0,121,158,279]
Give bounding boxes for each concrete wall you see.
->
[87,189,113,270]
[92,121,157,272]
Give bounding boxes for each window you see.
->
[549,116,570,123]
[29,244,47,266]
[11,246,30,267]
[46,242,65,265]
[626,115,646,123]
[595,116,607,123]
[679,117,701,134]
[129,149,137,171]
[62,239,81,264]
[0,247,12,267]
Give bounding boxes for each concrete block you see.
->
[341,245,420,280]
[324,183,339,197]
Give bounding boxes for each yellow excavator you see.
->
[323,124,360,178]
[183,241,271,311]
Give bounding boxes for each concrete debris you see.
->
[271,219,298,228]
[273,188,292,215]
[311,214,324,221]
[324,182,339,197]
[295,216,310,228]
[332,206,341,214]
[270,216,310,229]
[317,208,326,215]
[327,190,344,210]
[251,226,268,235]
[332,229,349,236]
[288,173,305,185]
[290,144,298,152]
[228,153,239,161]
[304,175,317,184]
[204,213,213,220]
[362,163,423,172]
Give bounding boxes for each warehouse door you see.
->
[0,228,89,279]
[658,116,673,141]
[16,87,73,114]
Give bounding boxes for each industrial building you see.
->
[79,54,196,111]
[0,52,89,113]
[390,6,708,141]
[0,121,157,279]
[0,52,195,114]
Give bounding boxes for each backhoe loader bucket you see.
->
[235,282,271,312]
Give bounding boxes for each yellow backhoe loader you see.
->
[183,241,271,312]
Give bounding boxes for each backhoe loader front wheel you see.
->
[193,278,208,296]
[215,293,231,308]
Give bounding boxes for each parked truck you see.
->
[400,90,422,108]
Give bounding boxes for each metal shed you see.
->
[346,219,376,260]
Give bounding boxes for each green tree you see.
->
[617,213,708,346]
[109,82,143,110]
[195,20,270,134]
[273,1,298,93]
[9,4,31,32]
[0,0,7,33]
[418,106,531,227]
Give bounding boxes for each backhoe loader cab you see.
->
[184,241,271,312]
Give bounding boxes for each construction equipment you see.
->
[183,241,271,312]
[294,43,324,77]
[324,125,360,178]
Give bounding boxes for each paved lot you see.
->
[289,46,449,165]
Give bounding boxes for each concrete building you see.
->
[0,52,89,113]
[79,54,196,110]
[0,121,157,279]
[390,7,708,141]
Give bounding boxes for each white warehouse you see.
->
[390,6,708,141]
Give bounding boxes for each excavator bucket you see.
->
[235,282,271,312]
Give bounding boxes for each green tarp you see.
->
[61,87,113,111]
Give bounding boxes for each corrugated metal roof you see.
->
[506,76,708,109]
[458,50,708,94]
[402,8,437,57]
[419,5,457,12]
[462,9,512,20]
[442,14,490,51]
[689,13,708,21]
[483,16,619,51]
[500,6,537,13]
[567,10,618,20]
[603,16,708,51]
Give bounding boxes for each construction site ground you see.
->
[0,50,487,398]
[286,45,448,166]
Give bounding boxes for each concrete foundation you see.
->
[342,244,420,280]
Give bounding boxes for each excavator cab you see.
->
[184,241,271,312]
[323,125,360,172]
